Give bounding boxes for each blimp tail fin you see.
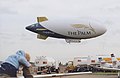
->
[37,17,48,22]
[37,34,48,40]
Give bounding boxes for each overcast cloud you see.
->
[0,0,120,63]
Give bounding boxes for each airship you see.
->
[26,17,106,43]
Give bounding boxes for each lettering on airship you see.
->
[68,30,91,35]
[71,23,96,34]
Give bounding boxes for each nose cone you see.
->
[98,26,107,36]
[91,24,107,38]
[91,20,106,35]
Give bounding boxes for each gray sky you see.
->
[0,0,120,63]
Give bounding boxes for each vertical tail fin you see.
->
[98,57,103,63]
[98,57,106,67]
[111,53,117,67]
[37,17,48,22]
